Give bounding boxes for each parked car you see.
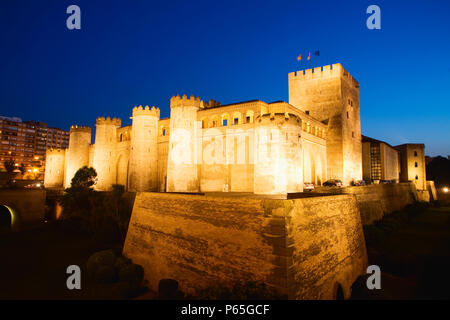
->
[352,180,366,186]
[380,179,396,184]
[323,179,343,187]
[24,181,44,189]
[304,182,315,192]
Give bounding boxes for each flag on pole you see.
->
[297,54,302,61]
[315,50,320,56]
[307,52,311,60]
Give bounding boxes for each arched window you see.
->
[221,114,230,127]
[245,111,254,124]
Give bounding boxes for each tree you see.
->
[59,166,97,222]
[70,166,98,189]
[3,160,15,173]
[19,163,26,176]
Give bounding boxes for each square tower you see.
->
[288,63,362,185]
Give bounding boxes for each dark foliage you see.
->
[3,160,15,173]
[85,249,146,299]
[426,156,450,188]
[58,167,131,243]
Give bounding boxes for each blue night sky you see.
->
[0,0,449,156]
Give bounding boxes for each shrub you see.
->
[158,279,185,300]
[86,249,117,278]
[95,265,117,284]
[114,256,132,270]
[118,263,144,285]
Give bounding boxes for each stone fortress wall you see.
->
[123,192,368,300]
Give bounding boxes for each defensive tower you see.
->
[128,106,160,192]
[92,117,121,190]
[254,112,303,194]
[166,95,202,192]
[44,148,66,188]
[288,63,362,185]
[64,126,91,188]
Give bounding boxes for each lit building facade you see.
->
[45,64,366,193]
[0,116,69,179]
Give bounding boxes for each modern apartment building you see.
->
[0,116,69,179]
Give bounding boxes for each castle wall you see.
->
[88,145,94,168]
[380,143,399,181]
[301,132,327,185]
[92,117,121,191]
[123,192,367,299]
[43,149,66,188]
[157,118,170,192]
[200,125,255,192]
[362,142,371,182]
[0,189,46,228]
[314,183,419,225]
[340,70,362,185]
[64,126,91,188]
[116,140,130,188]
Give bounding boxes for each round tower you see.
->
[44,148,66,188]
[166,95,202,192]
[64,126,92,188]
[92,117,121,191]
[128,106,160,192]
[254,113,303,194]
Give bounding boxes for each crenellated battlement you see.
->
[96,117,122,127]
[70,125,92,133]
[132,105,160,118]
[288,63,359,87]
[170,94,207,109]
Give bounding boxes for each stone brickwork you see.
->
[123,192,368,299]
[315,183,419,225]
[44,148,66,188]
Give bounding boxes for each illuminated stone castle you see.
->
[44,63,363,194]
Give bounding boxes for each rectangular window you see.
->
[246,116,251,123]
[222,119,227,126]
[234,118,239,125]
[370,144,381,180]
